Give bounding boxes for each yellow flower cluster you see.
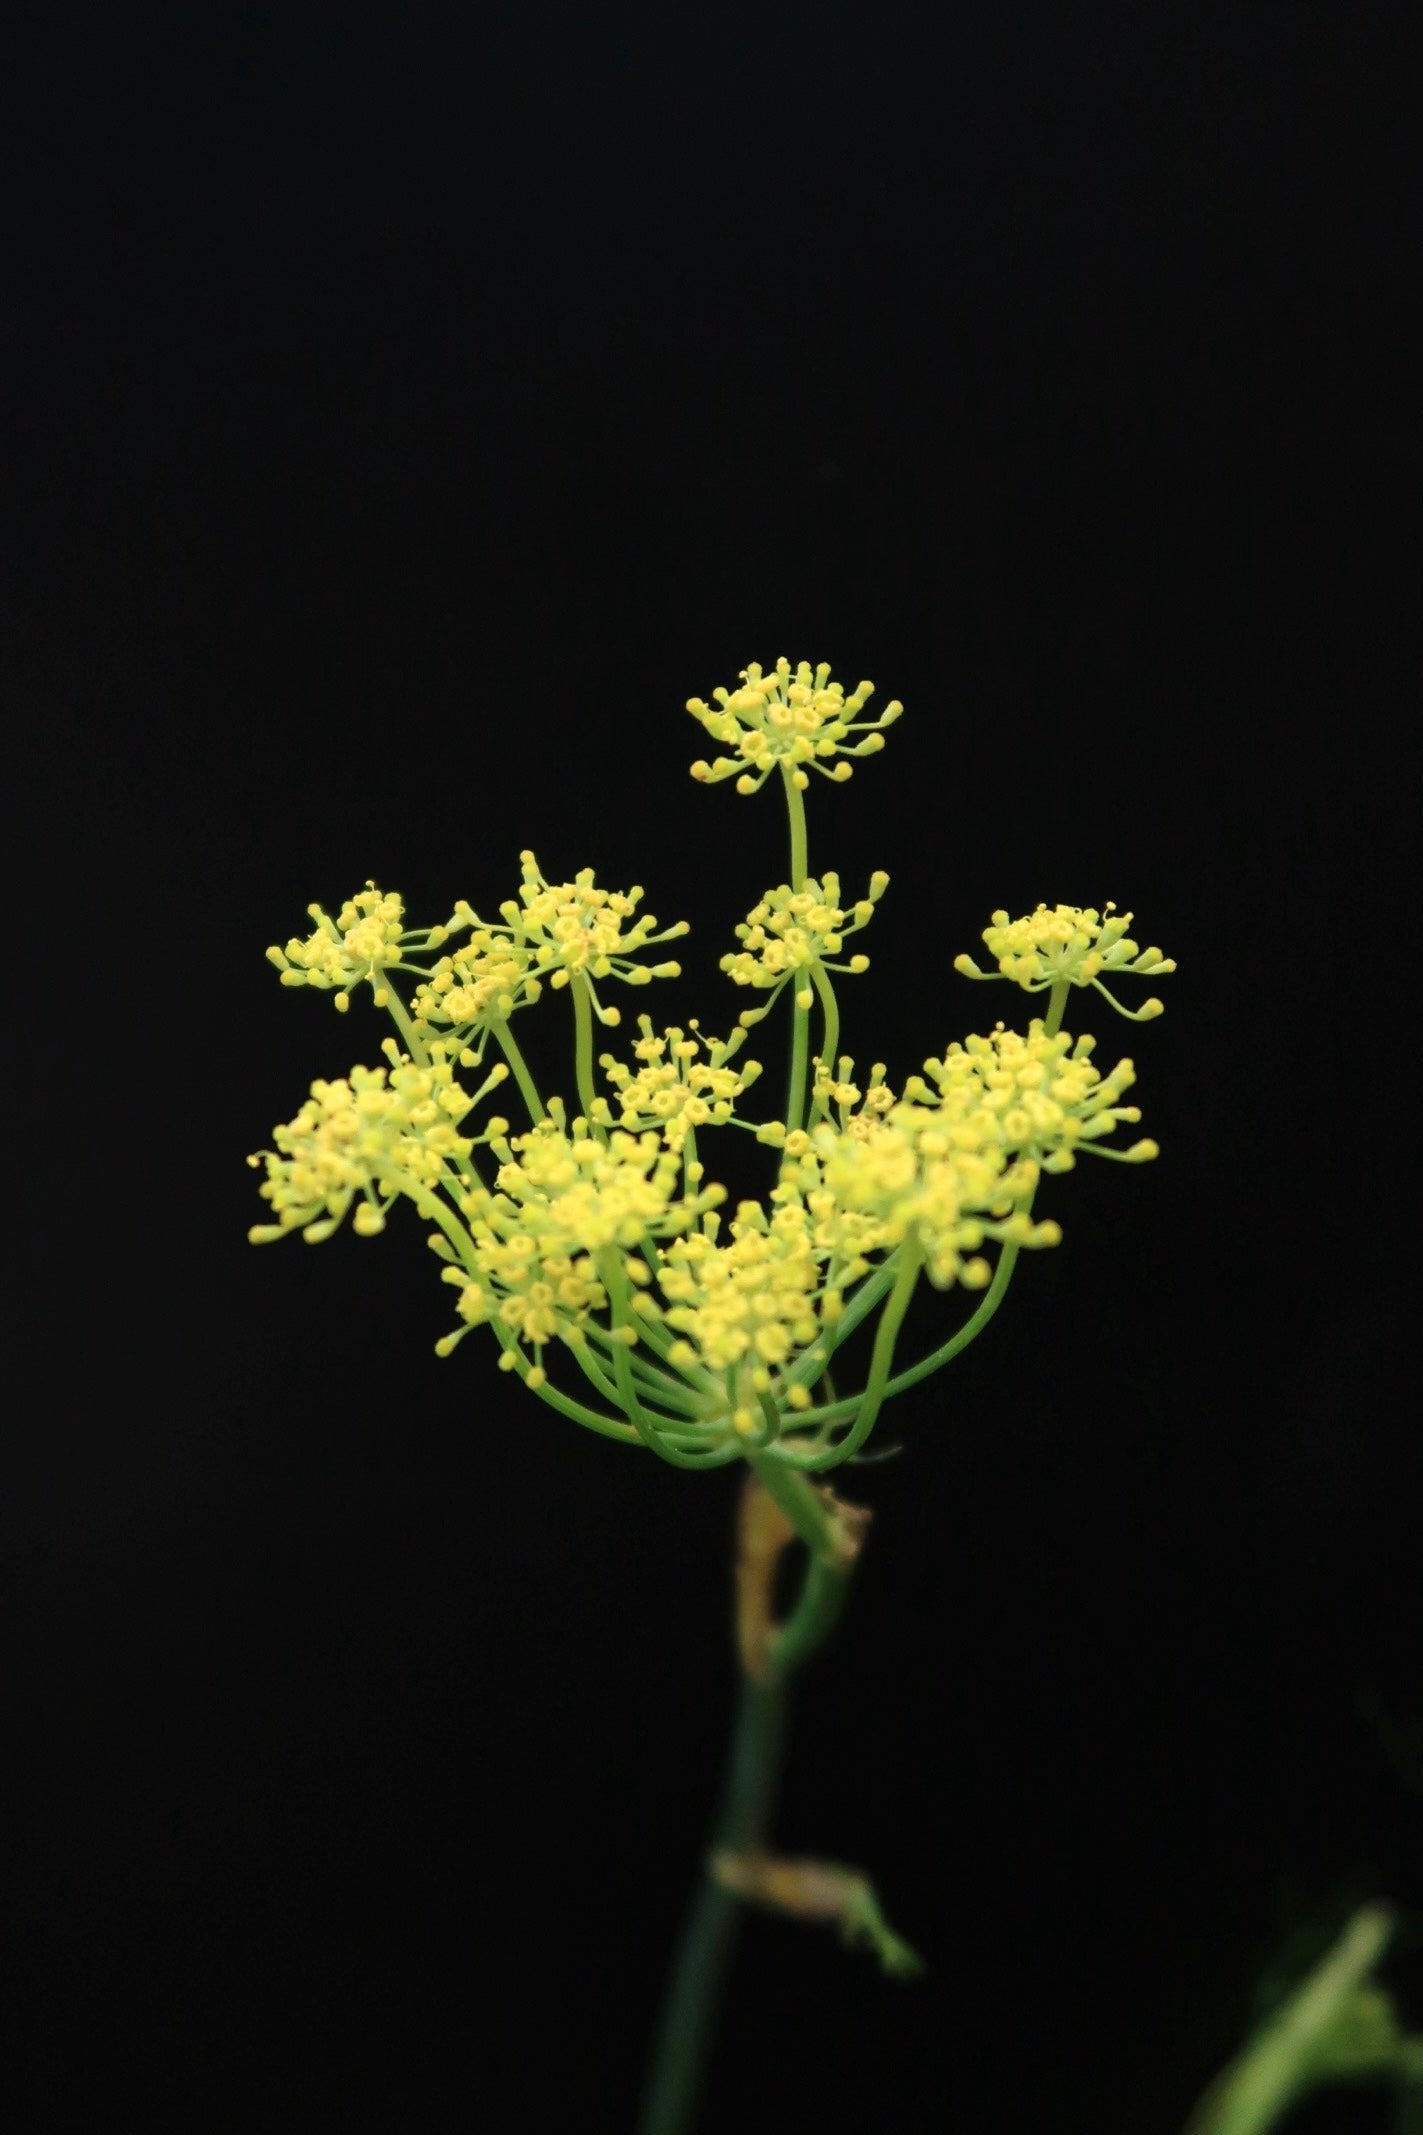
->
[409,939,540,1044]
[688,659,903,795]
[451,852,690,1028]
[657,1203,825,1417]
[722,871,890,1016]
[955,903,1175,1021]
[266,882,451,1012]
[592,1019,763,1152]
[764,1022,1153,1290]
[443,1108,724,1384]
[251,660,1173,1452]
[248,1049,506,1244]
[438,1249,603,1390]
[786,1115,1050,1293]
[906,1022,1159,1173]
[808,1055,898,1129]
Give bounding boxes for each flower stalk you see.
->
[639,1464,872,2135]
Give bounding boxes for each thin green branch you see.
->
[601,1254,740,1470]
[788,1236,1025,1429]
[491,1019,544,1122]
[573,973,600,1123]
[785,992,811,1137]
[577,1327,711,1416]
[366,1160,478,1272]
[782,763,809,889]
[376,972,430,1067]
[1043,975,1071,1037]
[807,961,840,1124]
[768,1237,924,1472]
[770,1553,852,1676]
[567,1333,708,1439]
[485,1327,641,1445]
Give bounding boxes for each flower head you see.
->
[407,853,690,1044]
[498,852,688,1026]
[771,1019,1155,1289]
[955,903,1175,1021]
[657,1202,828,1429]
[906,1021,1159,1173]
[251,654,1171,1456]
[592,1019,763,1153]
[248,1045,507,1244]
[445,1106,724,1383]
[409,936,542,1047]
[688,659,903,794]
[722,871,889,1019]
[785,1113,1050,1293]
[266,882,454,1012]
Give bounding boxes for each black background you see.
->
[9,6,1419,2129]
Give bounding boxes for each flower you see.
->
[266,882,454,1012]
[785,1113,1051,1293]
[954,903,1175,1021]
[688,659,903,794]
[470,852,689,1028]
[409,938,542,1047]
[769,1019,1156,1289]
[906,1021,1159,1173]
[408,854,690,1047]
[443,1105,724,1383]
[248,1045,508,1244]
[436,1251,603,1390]
[657,1202,828,1429]
[807,1056,898,1129]
[251,663,1171,1448]
[722,871,890,1019]
[592,1019,763,1153]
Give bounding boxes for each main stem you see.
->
[636,1673,784,2135]
[638,1463,856,2135]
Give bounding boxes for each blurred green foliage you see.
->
[1184,1905,1422,2135]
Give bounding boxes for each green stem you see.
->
[495,1347,642,1444]
[780,1261,897,1399]
[785,990,811,1137]
[1043,975,1071,1037]
[639,1461,859,2135]
[769,1237,924,1471]
[789,1236,1024,1430]
[491,1019,545,1123]
[602,1255,739,1470]
[782,763,809,889]
[367,1162,477,1271]
[638,1674,784,2135]
[579,1328,711,1416]
[869,1238,1020,1396]
[807,961,840,1122]
[746,1452,844,1558]
[775,770,813,1134]
[377,973,430,1067]
[568,1333,706,1438]
[572,973,599,1123]
[771,1552,852,1675]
